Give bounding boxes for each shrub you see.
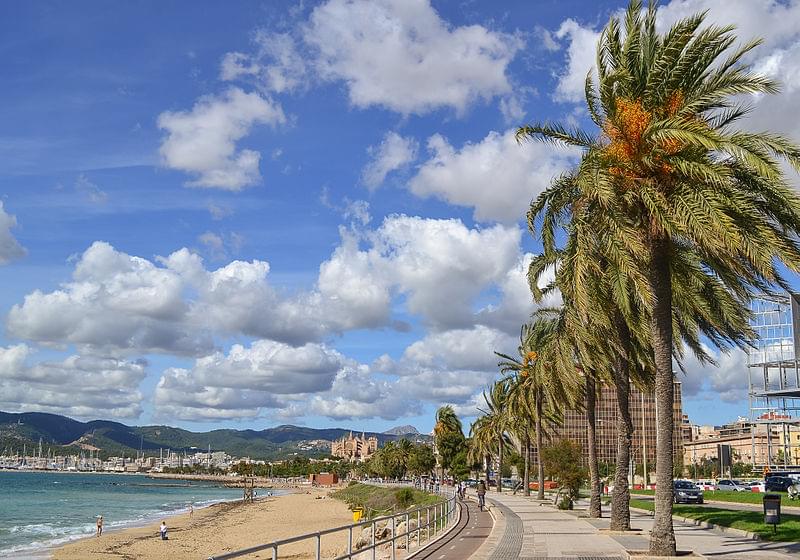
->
[395,488,414,509]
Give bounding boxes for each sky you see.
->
[1,0,800,434]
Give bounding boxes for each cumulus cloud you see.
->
[7,217,529,366]
[0,202,26,264]
[158,87,286,190]
[552,19,601,103]
[154,340,346,420]
[362,132,418,190]
[0,344,146,419]
[408,129,579,223]
[302,0,522,115]
[678,347,750,404]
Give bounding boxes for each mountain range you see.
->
[0,411,427,461]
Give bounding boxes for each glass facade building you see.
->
[747,293,800,469]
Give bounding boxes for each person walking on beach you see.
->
[95,515,103,537]
[189,503,193,518]
[159,521,168,540]
[476,481,486,511]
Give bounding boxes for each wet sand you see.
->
[51,487,352,560]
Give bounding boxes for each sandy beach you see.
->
[51,487,353,560]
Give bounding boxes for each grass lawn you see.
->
[629,498,800,542]
[630,489,787,505]
[331,482,442,518]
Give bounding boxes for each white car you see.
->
[716,479,747,492]
[743,480,765,492]
[695,480,716,491]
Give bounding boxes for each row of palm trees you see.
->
[471,1,800,555]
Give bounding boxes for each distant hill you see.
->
[0,411,430,460]
[383,425,420,436]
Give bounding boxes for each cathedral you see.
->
[331,432,379,462]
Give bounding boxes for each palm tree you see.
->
[519,1,800,553]
[468,415,495,489]
[498,320,582,500]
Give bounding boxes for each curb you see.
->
[629,506,761,542]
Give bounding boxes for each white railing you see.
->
[207,489,458,560]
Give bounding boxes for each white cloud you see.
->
[7,217,528,361]
[153,340,347,420]
[678,347,750,404]
[0,202,26,264]
[552,19,601,103]
[220,31,309,94]
[399,325,516,373]
[157,87,286,190]
[408,129,579,223]
[362,132,418,190]
[0,344,146,419]
[75,174,108,204]
[302,0,522,115]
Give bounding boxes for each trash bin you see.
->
[763,493,781,532]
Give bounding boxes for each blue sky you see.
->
[1,0,799,433]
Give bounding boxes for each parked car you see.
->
[716,479,747,492]
[673,480,704,504]
[766,476,797,492]
[742,480,765,492]
[695,480,716,491]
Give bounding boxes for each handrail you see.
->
[207,488,458,560]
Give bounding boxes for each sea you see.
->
[0,470,276,559]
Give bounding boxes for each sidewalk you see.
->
[469,491,800,559]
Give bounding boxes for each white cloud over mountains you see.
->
[0,344,146,419]
[158,88,286,190]
[4,214,538,421]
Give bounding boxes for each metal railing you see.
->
[207,489,458,560]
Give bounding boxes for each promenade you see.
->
[465,491,800,559]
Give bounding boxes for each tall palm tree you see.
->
[519,1,800,553]
[498,320,581,500]
[468,415,495,489]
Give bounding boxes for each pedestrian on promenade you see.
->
[476,480,486,511]
[95,515,103,537]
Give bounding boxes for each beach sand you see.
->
[51,487,353,560]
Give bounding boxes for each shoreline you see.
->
[49,486,352,560]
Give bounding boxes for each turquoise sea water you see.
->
[0,471,266,558]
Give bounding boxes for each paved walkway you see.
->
[410,498,492,560]
[468,491,800,559]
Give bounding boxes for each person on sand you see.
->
[96,515,103,537]
[159,521,168,540]
[189,503,193,518]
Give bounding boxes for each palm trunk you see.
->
[610,360,633,530]
[523,436,531,496]
[536,395,545,500]
[586,374,601,518]
[648,234,677,556]
[497,436,503,493]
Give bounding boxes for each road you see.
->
[409,498,492,560]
